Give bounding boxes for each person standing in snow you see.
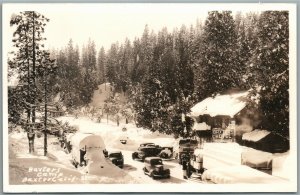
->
[116,114,120,126]
[187,160,192,178]
[27,126,35,153]
[182,154,188,179]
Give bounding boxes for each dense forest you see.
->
[8,11,289,138]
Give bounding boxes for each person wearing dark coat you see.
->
[80,148,87,166]
[182,155,188,179]
[27,130,35,153]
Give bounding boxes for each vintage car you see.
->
[132,144,162,161]
[139,143,159,148]
[143,157,170,179]
[159,146,174,159]
[108,151,124,168]
[177,138,198,165]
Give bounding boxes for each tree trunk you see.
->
[44,70,48,156]
[32,11,36,123]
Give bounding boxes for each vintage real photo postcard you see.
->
[2,3,297,193]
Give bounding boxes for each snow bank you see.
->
[202,165,288,184]
[190,91,248,117]
[202,143,243,169]
[9,123,139,184]
[272,151,291,180]
[241,147,272,167]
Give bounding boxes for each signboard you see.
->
[212,128,234,141]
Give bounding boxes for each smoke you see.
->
[235,117,253,137]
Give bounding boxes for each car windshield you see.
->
[179,139,198,145]
[141,147,156,152]
[109,153,122,158]
[151,159,163,165]
[141,143,155,147]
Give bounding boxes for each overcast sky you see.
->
[3,3,292,53]
[4,4,209,52]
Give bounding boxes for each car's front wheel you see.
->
[132,152,138,160]
[143,167,147,175]
[150,171,155,179]
[142,156,146,162]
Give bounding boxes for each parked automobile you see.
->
[159,146,174,159]
[132,143,162,161]
[108,151,124,168]
[177,138,198,165]
[139,143,159,148]
[143,157,170,179]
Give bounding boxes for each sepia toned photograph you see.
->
[2,3,297,193]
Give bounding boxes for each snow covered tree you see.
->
[80,39,98,105]
[8,86,25,123]
[54,40,83,108]
[193,11,240,101]
[175,25,194,99]
[9,11,51,124]
[250,11,289,137]
[97,46,106,84]
[106,43,119,85]
[131,25,155,85]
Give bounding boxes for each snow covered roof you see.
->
[192,122,211,131]
[190,91,248,118]
[242,129,271,142]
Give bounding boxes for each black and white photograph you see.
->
[2,3,297,193]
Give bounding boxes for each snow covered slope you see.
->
[89,83,127,108]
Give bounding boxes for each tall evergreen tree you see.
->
[9,11,51,124]
[80,39,98,104]
[97,46,106,84]
[250,11,289,137]
[193,11,240,101]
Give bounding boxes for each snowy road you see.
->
[108,149,189,184]
[58,116,204,184]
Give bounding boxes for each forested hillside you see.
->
[8,11,289,138]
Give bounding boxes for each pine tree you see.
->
[193,11,240,101]
[106,43,119,86]
[80,39,99,105]
[250,11,289,137]
[54,40,82,108]
[9,11,51,124]
[97,47,106,84]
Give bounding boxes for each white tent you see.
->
[190,91,248,118]
[71,133,106,164]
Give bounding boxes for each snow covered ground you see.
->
[57,116,203,184]
[9,116,204,184]
[9,127,138,184]
[9,115,291,185]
